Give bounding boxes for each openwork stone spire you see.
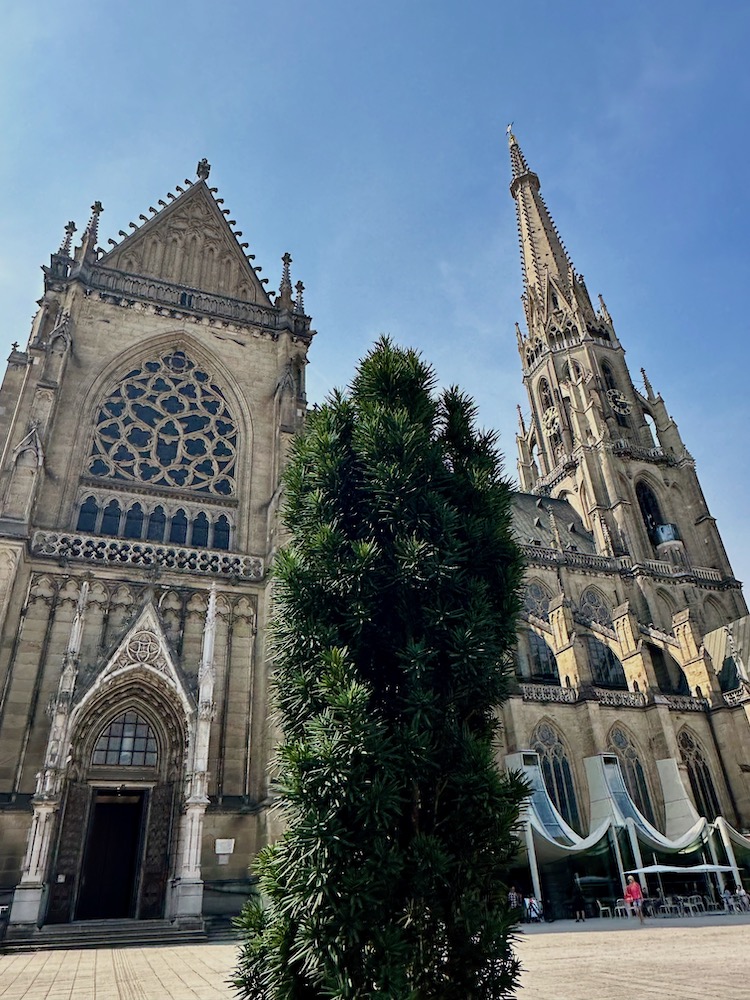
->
[508,130,574,298]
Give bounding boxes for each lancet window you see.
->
[678,729,722,820]
[635,481,665,545]
[582,635,627,689]
[531,722,580,831]
[607,725,656,826]
[92,710,158,767]
[75,495,232,550]
[515,629,559,685]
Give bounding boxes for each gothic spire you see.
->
[507,128,574,299]
[278,252,294,310]
[57,221,77,258]
[74,201,103,265]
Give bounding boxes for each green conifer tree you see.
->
[236,338,528,999]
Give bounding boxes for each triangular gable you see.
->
[84,601,196,714]
[99,180,272,306]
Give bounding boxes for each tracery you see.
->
[87,350,237,496]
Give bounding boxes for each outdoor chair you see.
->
[681,896,700,916]
[614,898,630,918]
[703,895,721,912]
[658,896,680,916]
[688,895,705,913]
[596,899,612,918]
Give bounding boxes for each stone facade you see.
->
[0,163,312,927]
[0,140,748,933]
[500,132,750,885]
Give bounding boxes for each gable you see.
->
[99,181,272,306]
[75,600,196,718]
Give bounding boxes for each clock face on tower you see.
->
[542,406,560,433]
[607,389,632,415]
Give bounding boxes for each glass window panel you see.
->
[91,711,158,768]
[169,510,188,545]
[77,497,99,533]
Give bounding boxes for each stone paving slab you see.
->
[1,915,750,998]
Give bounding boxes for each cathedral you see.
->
[0,136,748,940]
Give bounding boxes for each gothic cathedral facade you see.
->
[0,140,749,934]
[0,161,311,929]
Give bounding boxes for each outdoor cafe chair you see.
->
[596,899,613,918]
[658,896,680,917]
[680,896,700,916]
[614,898,630,918]
[688,895,705,913]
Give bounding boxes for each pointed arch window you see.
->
[531,722,580,831]
[92,710,158,767]
[146,505,167,542]
[678,729,722,820]
[635,481,665,545]
[516,630,559,685]
[76,496,99,533]
[608,726,656,826]
[579,588,612,627]
[191,511,210,548]
[213,514,230,551]
[524,582,551,621]
[100,499,122,536]
[538,378,554,412]
[582,635,627,689]
[169,509,188,545]
[123,503,144,540]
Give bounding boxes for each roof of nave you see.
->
[510,491,596,554]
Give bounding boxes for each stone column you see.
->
[172,585,216,924]
[10,581,88,925]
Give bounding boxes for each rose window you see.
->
[87,351,236,496]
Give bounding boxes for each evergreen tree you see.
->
[236,338,528,999]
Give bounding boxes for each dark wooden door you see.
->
[139,782,175,919]
[76,791,145,920]
[46,782,91,924]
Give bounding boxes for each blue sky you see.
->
[1,2,749,586]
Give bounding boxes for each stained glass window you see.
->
[582,635,627,689]
[678,729,722,820]
[91,710,158,767]
[579,588,612,627]
[608,725,656,825]
[524,582,551,621]
[87,350,237,496]
[531,722,580,831]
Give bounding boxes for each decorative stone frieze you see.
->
[30,529,263,580]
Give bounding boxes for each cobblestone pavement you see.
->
[1,915,750,999]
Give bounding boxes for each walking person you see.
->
[572,878,586,922]
[624,875,645,924]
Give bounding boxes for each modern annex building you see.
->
[0,137,748,936]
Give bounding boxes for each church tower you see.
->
[0,160,313,933]
[508,130,745,631]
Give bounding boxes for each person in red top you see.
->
[624,876,645,923]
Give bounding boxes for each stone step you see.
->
[1,918,206,953]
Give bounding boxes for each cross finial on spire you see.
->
[57,221,77,257]
[196,158,211,180]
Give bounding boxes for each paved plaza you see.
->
[1,915,750,999]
